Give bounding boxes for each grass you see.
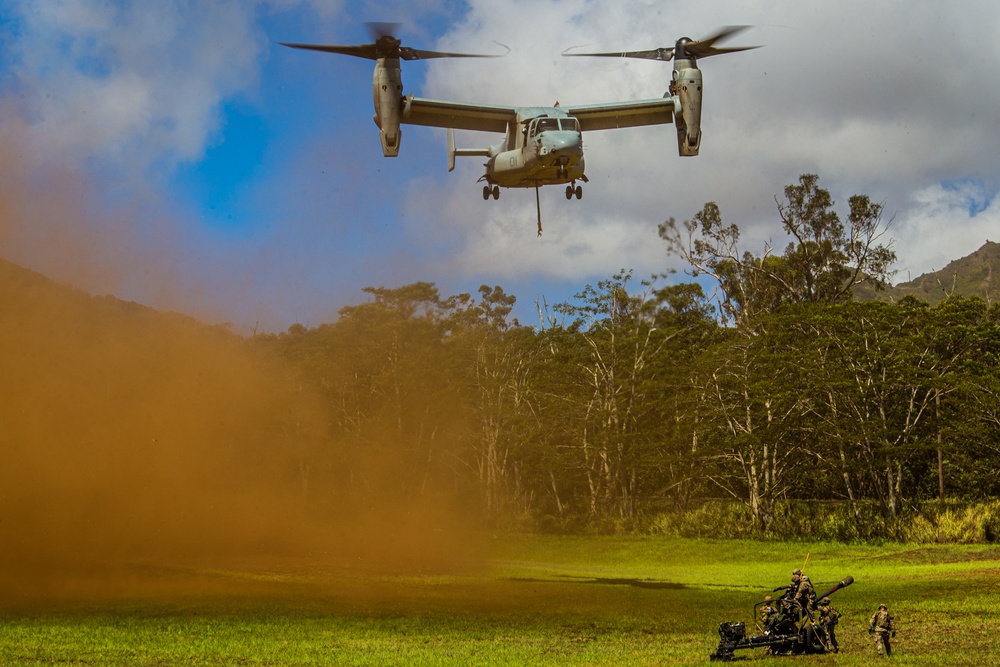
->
[2,537,999,666]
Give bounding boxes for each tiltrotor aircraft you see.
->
[280,24,758,234]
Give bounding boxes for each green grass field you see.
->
[2,537,999,666]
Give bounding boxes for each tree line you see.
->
[249,175,1000,536]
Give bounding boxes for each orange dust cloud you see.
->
[0,123,484,607]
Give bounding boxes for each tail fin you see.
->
[446,128,490,172]
[448,128,457,172]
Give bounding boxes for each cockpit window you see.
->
[529,117,580,136]
[535,118,559,134]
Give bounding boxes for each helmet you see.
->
[792,568,802,576]
[821,597,830,605]
[879,604,887,610]
[802,575,810,581]
[764,595,772,602]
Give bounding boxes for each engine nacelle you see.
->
[372,59,403,157]
[672,61,702,156]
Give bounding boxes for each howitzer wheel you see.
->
[709,644,736,662]
[803,626,825,654]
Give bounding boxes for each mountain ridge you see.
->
[854,240,1000,305]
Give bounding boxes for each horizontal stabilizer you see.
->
[447,128,490,172]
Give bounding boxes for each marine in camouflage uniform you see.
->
[784,570,802,604]
[760,595,779,655]
[816,596,840,653]
[773,570,801,624]
[795,574,816,616]
[760,595,778,631]
[869,604,896,657]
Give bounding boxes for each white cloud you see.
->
[4,1,319,172]
[893,183,999,281]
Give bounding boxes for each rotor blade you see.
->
[278,41,379,60]
[281,35,509,62]
[686,43,760,59]
[561,46,675,61]
[562,26,759,62]
[400,42,510,61]
[684,25,761,59]
[693,25,751,49]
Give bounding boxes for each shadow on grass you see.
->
[508,576,687,590]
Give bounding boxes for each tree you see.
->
[527,271,683,522]
[775,174,896,303]
[682,322,810,530]
[918,298,1000,500]
[656,175,900,531]
[658,174,896,327]
[448,285,539,518]
[272,283,474,505]
[784,298,985,523]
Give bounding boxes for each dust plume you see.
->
[0,130,484,609]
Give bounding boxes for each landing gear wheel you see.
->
[492,185,500,200]
[482,185,491,201]
[574,185,583,200]
[565,185,574,200]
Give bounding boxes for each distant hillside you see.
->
[0,257,207,330]
[854,241,1000,305]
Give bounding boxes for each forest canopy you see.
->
[247,175,1000,538]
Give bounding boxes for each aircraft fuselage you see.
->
[483,108,585,188]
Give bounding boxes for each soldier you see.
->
[759,594,779,655]
[816,596,840,653]
[760,595,778,631]
[780,570,801,600]
[795,574,816,615]
[770,569,803,625]
[868,603,896,657]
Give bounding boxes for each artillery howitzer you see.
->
[709,575,854,662]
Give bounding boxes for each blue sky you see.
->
[2,1,1000,332]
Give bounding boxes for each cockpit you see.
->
[529,117,580,137]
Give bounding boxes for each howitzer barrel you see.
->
[816,575,854,601]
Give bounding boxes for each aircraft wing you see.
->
[563,98,676,131]
[402,97,515,133]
